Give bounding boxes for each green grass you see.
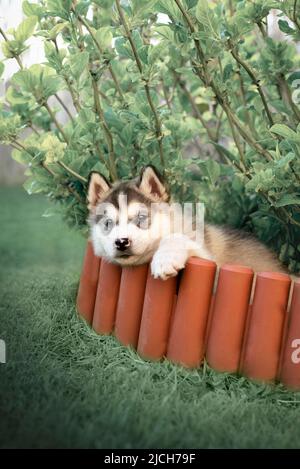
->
[1,186,300,449]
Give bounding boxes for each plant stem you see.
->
[230,45,274,126]
[0,26,8,41]
[52,38,81,113]
[54,93,74,122]
[12,139,86,183]
[257,21,267,38]
[237,67,258,138]
[162,80,172,111]
[176,75,216,142]
[278,73,300,122]
[43,101,69,144]
[0,26,23,69]
[64,75,81,113]
[173,0,208,83]
[173,0,274,162]
[57,161,87,183]
[91,76,118,181]
[115,0,165,169]
[29,124,40,136]
[293,0,300,32]
[226,110,246,168]
[95,142,110,171]
[73,10,125,102]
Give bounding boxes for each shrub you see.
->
[0,0,300,272]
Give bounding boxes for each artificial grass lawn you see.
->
[1,186,300,449]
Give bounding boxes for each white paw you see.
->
[151,250,187,280]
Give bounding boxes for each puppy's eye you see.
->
[103,218,114,232]
[135,213,148,229]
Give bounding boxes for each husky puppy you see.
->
[87,165,284,280]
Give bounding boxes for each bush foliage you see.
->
[0,0,300,272]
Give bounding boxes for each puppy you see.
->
[87,165,284,280]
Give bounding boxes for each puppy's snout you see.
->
[115,237,131,251]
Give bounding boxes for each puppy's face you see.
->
[87,166,171,266]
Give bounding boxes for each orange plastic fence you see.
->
[77,241,300,390]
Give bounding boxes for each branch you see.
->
[237,67,258,138]
[72,10,125,102]
[91,75,118,181]
[278,73,300,122]
[173,1,274,162]
[52,38,81,113]
[115,0,165,168]
[12,139,86,184]
[293,0,300,32]
[175,74,216,142]
[43,101,69,144]
[0,26,23,69]
[54,93,74,123]
[57,161,87,183]
[230,45,274,126]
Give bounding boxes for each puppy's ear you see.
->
[87,172,111,210]
[137,165,169,201]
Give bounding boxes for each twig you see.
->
[54,93,74,122]
[43,101,69,144]
[278,73,300,122]
[52,38,81,113]
[116,0,165,168]
[237,67,258,137]
[0,26,23,69]
[57,161,87,183]
[173,0,274,162]
[72,10,125,102]
[12,139,86,183]
[91,76,118,180]
[226,110,246,168]
[293,0,300,32]
[230,45,274,126]
[29,124,40,136]
[176,75,216,142]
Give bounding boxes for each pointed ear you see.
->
[87,171,111,210]
[137,165,169,201]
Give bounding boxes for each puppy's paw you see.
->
[151,250,186,280]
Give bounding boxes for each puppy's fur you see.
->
[87,166,284,280]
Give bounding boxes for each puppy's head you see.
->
[87,166,170,265]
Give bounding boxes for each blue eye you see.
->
[135,213,148,229]
[103,218,114,232]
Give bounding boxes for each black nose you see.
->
[115,238,131,251]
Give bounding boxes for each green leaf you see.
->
[69,51,89,79]
[48,22,68,40]
[95,27,113,49]
[210,142,238,164]
[0,62,4,78]
[46,0,72,20]
[6,86,29,105]
[270,124,300,142]
[115,37,133,59]
[278,20,295,35]
[23,178,45,195]
[199,159,221,185]
[22,1,44,17]
[195,0,219,37]
[15,16,37,42]
[11,149,32,165]
[42,207,60,217]
[275,194,300,207]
